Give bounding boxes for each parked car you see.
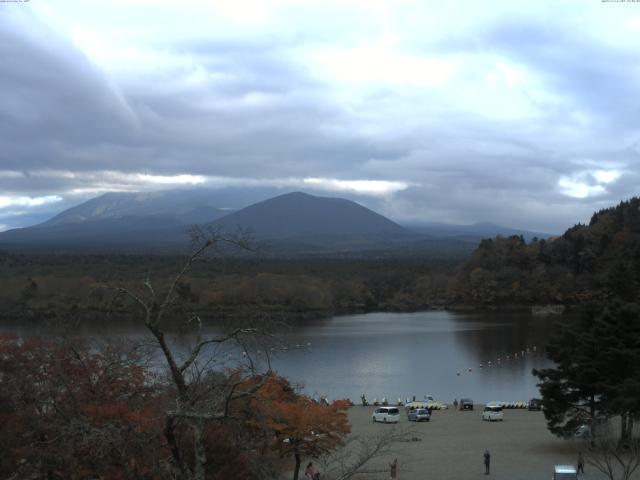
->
[372,407,400,423]
[482,404,504,421]
[459,398,474,410]
[573,416,608,438]
[528,398,543,411]
[407,408,431,422]
[574,424,591,438]
[553,465,578,480]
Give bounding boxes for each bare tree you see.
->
[318,426,414,480]
[108,227,270,480]
[582,422,640,480]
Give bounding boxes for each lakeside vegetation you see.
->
[0,255,455,325]
[450,198,640,308]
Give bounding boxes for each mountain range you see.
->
[0,189,551,256]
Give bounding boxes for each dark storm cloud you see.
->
[0,10,140,173]
[0,12,400,182]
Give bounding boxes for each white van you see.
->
[482,404,504,422]
[553,465,578,480]
[372,406,400,423]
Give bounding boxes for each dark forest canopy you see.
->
[450,197,640,307]
[0,255,455,325]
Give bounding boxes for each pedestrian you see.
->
[305,461,320,480]
[577,451,585,474]
[484,450,491,475]
[389,458,398,480]
[453,398,458,410]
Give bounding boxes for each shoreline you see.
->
[0,301,569,327]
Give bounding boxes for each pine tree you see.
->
[534,301,640,442]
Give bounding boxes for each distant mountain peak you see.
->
[211,191,408,239]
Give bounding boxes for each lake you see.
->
[1,310,556,405]
[269,310,553,404]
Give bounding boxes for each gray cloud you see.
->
[1,2,639,233]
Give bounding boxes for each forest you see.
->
[449,198,640,308]
[0,254,455,325]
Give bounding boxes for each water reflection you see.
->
[268,311,555,403]
[0,310,556,404]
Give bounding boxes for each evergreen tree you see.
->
[593,302,640,443]
[534,312,606,438]
[534,301,640,442]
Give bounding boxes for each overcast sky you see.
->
[1,0,640,233]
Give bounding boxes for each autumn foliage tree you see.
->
[251,375,351,480]
[0,334,164,479]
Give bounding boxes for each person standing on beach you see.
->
[484,450,491,475]
[390,458,398,480]
[305,462,320,479]
[577,451,585,474]
[453,398,458,410]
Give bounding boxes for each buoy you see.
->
[457,372,460,376]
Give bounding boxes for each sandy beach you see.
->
[310,406,632,480]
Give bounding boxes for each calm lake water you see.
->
[1,310,555,404]
[270,311,554,404]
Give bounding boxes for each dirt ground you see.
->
[306,406,636,480]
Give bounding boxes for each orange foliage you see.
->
[252,375,351,461]
[0,334,164,479]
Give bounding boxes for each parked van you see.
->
[459,398,474,410]
[372,407,400,423]
[482,403,504,421]
[528,398,543,411]
[553,465,578,480]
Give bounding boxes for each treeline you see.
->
[0,255,454,324]
[449,197,640,307]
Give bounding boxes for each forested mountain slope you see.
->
[448,198,640,307]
